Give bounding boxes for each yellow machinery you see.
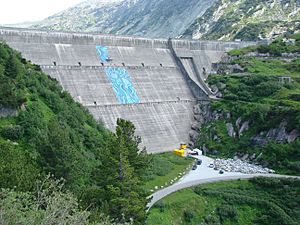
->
[180,142,187,150]
[174,149,185,157]
[174,142,187,157]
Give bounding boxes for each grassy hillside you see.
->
[147,178,300,225]
[142,152,194,192]
[196,34,300,175]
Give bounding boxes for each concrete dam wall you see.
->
[0,27,254,153]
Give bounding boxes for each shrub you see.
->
[224,94,238,101]
[1,125,24,140]
[217,204,238,222]
[155,201,166,213]
[183,210,194,222]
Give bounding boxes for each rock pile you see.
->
[214,158,275,174]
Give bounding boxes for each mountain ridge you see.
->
[31,0,216,38]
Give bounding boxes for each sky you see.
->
[0,0,85,24]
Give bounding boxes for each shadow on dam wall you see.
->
[0,27,256,153]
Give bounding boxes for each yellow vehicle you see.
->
[174,149,185,157]
[173,142,187,157]
[180,142,187,150]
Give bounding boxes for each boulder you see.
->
[194,115,204,123]
[0,107,18,118]
[249,153,256,161]
[287,129,299,143]
[250,135,268,146]
[241,154,249,161]
[202,145,209,154]
[218,82,227,90]
[216,92,223,98]
[191,122,200,131]
[226,123,235,137]
[275,120,288,143]
[209,149,219,155]
[266,122,288,144]
[193,104,202,115]
[235,117,242,129]
[225,112,231,120]
[228,64,244,73]
[189,130,199,141]
[210,84,219,93]
[239,121,249,136]
[188,141,195,147]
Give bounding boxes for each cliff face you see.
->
[31,0,216,38]
[180,0,300,41]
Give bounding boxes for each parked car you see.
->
[189,151,199,156]
[192,164,197,170]
[214,167,218,170]
[219,170,224,174]
[197,159,202,165]
[209,163,214,168]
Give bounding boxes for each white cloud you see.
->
[0,0,85,24]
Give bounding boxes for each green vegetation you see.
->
[229,33,300,57]
[142,152,194,191]
[198,37,300,175]
[0,174,130,225]
[147,177,300,225]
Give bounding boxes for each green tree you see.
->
[0,142,40,191]
[4,54,24,79]
[0,175,129,225]
[90,119,149,224]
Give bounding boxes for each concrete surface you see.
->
[0,27,255,152]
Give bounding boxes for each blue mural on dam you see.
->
[96,46,140,104]
[96,45,109,62]
[105,67,140,104]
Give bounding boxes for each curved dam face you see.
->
[0,27,254,153]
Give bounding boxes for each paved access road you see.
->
[147,155,300,209]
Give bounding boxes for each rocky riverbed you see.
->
[214,158,275,174]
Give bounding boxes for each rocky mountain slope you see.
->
[32,0,216,38]
[181,0,300,41]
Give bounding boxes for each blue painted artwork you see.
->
[96,45,109,62]
[105,67,140,104]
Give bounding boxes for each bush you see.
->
[194,186,206,195]
[217,204,238,222]
[224,94,238,101]
[155,201,166,213]
[183,210,194,222]
[1,125,24,140]
[289,93,300,102]
[288,161,300,172]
